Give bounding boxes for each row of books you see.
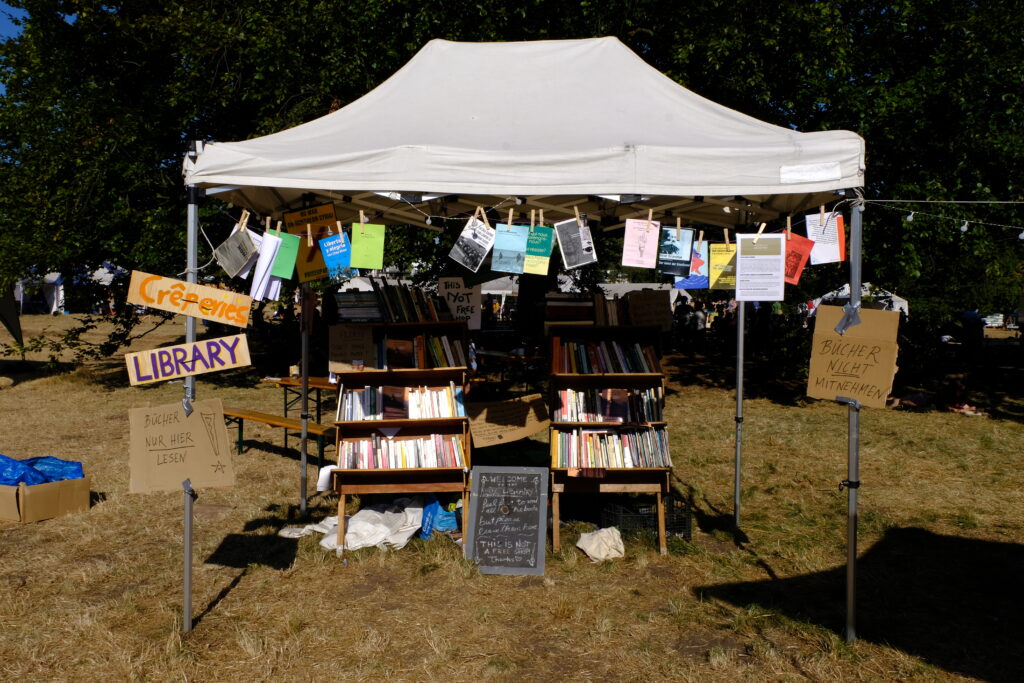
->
[384,334,467,369]
[369,278,453,324]
[336,383,467,421]
[337,434,466,470]
[552,338,660,374]
[543,292,646,327]
[554,387,663,423]
[334,291,385,322]
[552,427,672,469]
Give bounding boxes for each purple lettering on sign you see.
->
[157,350,175,378]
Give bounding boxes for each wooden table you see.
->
[262,376,338,449]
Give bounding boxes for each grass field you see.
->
[2,315,1022,681]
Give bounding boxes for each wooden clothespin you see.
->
[698,230,704,244]
[238,209,250,232]
[786,215,792,240]
[507,208,513,231]
[265,216,271,233]
[645,208,653,231]
[752,222,767,245]
[477,206,491,230]
[359,210,367,234]
[306,223,313,247]
[574,205,583,228]
[332,220,342,236]
[724,229,730,246]
[530,209,536,232]
[675,217,682,241]
[275,220,282,237]
[539,209,545,227]
[820,204,826,224]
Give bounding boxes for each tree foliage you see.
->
[1,0,1021,336]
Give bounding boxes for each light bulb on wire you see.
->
[1018,230,1024,240]
[961,221,969,233]
[906,212,915,222]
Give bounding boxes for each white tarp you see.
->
[184,37,864,227]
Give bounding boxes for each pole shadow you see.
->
[696,527,1024,682]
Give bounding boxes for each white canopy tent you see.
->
[181,37,868,640]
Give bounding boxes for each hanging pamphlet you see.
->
[129,398,234,493]
[805,210,846,265]
[350,222,386,270]
[250,231,282,301]
[449,216,495,273]
[622,218,661,268]
[806,306,900,409]
[673,241,709,289]
[523,225,555,275]
[270,230,301,279]
[491,223,529,274]
[214,229,258,278]
[656,226,694,276]
[319,231,357,280]
[284,203,338,282]
[784,232,815,285]
[439,277,482,329]
[709,243,737,290]
[735,233,785,301]
[555,215,597,270]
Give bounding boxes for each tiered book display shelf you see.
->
[548,325,672,555]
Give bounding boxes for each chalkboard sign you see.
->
[467,466,548,575]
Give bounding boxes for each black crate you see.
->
[601,496,692,541]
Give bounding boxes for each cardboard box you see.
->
[0,476,91,523]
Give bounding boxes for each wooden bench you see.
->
[223,407,335,467]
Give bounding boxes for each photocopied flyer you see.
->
[735,233,785,301]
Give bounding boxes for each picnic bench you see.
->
[223,407,335,468]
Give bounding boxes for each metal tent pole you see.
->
[299,284,310,515]
[182,479,196,633]
[184,183,200,412]
[734,301,745,531]
[843,202,865,643]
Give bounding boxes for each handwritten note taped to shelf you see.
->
[806,306,900,409]
[128,398,234,493]
[467,466,548,575]
[467,393,550,448]
[328,324,378,372]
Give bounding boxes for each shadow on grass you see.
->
[696,527,1024,682]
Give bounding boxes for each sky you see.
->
[0,2,25,40]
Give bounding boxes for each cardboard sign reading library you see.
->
[125,335,251,385]
[129,398,234,493]
[807,306,899,409]
[127,271,251,327]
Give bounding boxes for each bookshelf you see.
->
[330,320,472,550]
[548,325,672,555]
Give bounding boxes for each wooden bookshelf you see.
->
[330,321,472,550]
[547,325,672,555]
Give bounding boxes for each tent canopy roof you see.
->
[185,37,864,230]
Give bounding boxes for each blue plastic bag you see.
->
[420,494,459,540]
[23,457,84,482]
[0,454,83,486]
[0,454,47,486]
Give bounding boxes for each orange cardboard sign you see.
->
[126,271,251,327]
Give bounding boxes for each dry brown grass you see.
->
[1,315,1022,681]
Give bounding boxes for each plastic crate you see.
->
[601,496,692,541]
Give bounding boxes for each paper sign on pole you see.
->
[129,398,234,493]
[735,234,785,302]
[439,277,482,329]
[805,211,846,265]
[467,393,550,448]
[127,271,251,327]
[807,306,900,409]
[125,335,251,385]
[284,204,337,282]
[328,324,379,372]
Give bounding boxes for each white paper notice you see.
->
[805,211,845,265]
[250,232,282,301]
[735,233,785,301]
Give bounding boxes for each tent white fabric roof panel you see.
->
[185,38,864,223]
